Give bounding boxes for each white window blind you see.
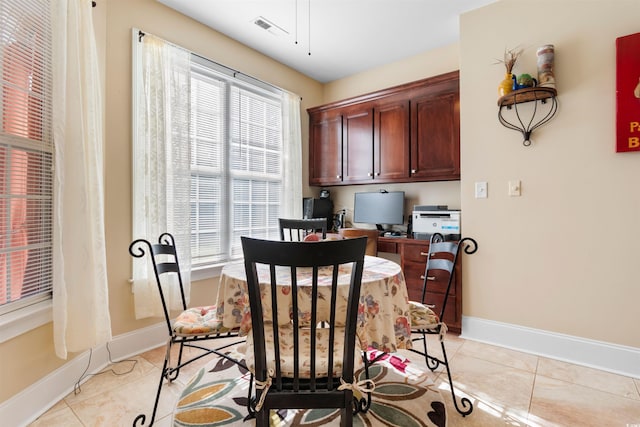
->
[0,0,54,313]
[190,60,283,265]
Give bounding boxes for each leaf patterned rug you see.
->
[173,346,446,427]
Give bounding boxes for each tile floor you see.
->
[29,333,640,427]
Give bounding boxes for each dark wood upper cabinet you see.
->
[410,80,460,180]
[308,71,459,186]
[309,111,343,186]
[342,106,374,184]
[374,99,410,181]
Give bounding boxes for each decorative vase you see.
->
[536,44,555,88]
[498,73,514,97]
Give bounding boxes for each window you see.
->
[190,58,283,267]
[0,0,54,315]
[133,33,298,290]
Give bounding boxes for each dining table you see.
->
[215,255,412,353]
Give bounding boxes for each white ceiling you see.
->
[156,0,496,83]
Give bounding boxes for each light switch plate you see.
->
[475,181,488,198]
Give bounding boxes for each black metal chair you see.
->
[240,236,370,426]
[408,233,478,417]
[279,217,327,241]
[129,233,244,427]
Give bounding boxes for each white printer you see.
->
[412,205,461,240]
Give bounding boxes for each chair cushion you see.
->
[409,301,439,328]
[244,323,364,378]
[173,306,236,336]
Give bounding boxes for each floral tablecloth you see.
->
[216,255,412,352]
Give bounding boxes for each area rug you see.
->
[173,345,446,427]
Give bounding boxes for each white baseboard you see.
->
[0,322,167,427]
[461,316,640,379]
[4,317,640,426]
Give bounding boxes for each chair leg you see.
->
[438,339,473,417]
[340,405,353,427]
[254,408,269,426]
[166,340,184,381]
[410,330,473,417]
[132,345,171,427]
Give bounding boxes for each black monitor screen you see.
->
[353,191,404,228]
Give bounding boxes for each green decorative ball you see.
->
[517,74,535,87]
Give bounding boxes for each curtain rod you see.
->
[136,30,302,101]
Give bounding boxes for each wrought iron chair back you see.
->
[241,236,368,427]
[409,232,478,417]
[129,233,243,427]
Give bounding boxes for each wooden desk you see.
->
[378,236,463,333]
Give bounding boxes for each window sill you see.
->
[0,300,53,343]
[191,263,224,282]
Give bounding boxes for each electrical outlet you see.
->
[475,181,488,198]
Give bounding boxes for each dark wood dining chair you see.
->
[241,236,369,426]
[408,232,478,417]
[128,233,244,427]
[279,217,327,241]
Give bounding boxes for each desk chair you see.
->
[408,233,478,417]
[241,236,370,426]
[129,233,244,427]
[279,217,327,241]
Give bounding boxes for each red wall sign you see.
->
[616,32,640,152]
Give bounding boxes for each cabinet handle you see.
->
[420,275,436,281]
[420,252,429,257]
[368,172,373,177]
[411,169,417,173]
[375,172,380,176]
[336,175,341,179]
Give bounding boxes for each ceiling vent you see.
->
[253,16,288,37]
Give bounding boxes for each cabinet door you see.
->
[309,113,343,186]
[410,85,460,181]
[374,100,410,181]
[342,107,374,184]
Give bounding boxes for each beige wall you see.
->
[460,0,640,347]
[3,0,640,405]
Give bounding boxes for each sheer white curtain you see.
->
[51,0,111,359]
[281,91,303,218]
[131,32,192,319]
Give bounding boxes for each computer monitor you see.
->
[353,191,404,231]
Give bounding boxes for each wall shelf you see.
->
[497,87,558,146]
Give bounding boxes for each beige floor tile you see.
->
[63,355,157,405]
[440,353,535,419]
[528,375,640,427]
[27,333,640,427]
[457,340,539,373]
[405,332,465,372]
[29,404,84,427]
[537,357,640,400]
[68,369,182,427]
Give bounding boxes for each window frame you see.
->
[0,0,55,337]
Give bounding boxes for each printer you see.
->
[412,205,461,240]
